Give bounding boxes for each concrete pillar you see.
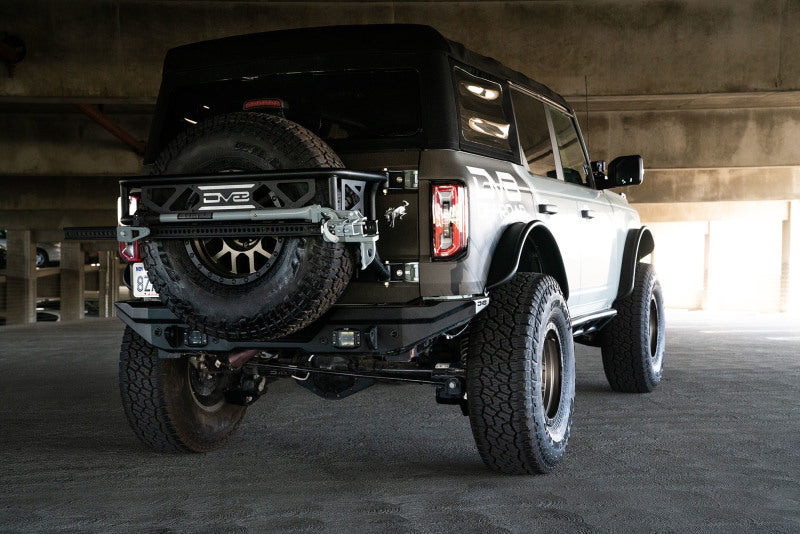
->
[781,201,800,313]
[701,221,711,311]
[5,230,36,325]
[98,251,120,318]
[59,241,85,321]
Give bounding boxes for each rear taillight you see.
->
[432,184,468,259]
[119,240,140,263]
[118,195,141,263]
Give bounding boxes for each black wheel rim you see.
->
[541,327,563,421]
[188,235,283,285]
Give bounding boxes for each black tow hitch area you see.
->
[225,370,269,406]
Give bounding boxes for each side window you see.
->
[510,88,557,178]
[549,108,590,186]
[454,67,511,152]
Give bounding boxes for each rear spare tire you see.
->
[142,112,352,341]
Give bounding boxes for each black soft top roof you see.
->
[164,24,571,111]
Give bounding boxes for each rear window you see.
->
[296,70,422,144]
[170,69,423,151]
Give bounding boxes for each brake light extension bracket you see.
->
[117,226,150,242]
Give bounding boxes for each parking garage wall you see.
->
[1,0,799,314]
[1,0,799,98]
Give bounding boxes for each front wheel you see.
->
[601,263,665,393]
[118,327,246,452]
[466,273,575,474]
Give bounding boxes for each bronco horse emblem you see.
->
[384,200,409,228]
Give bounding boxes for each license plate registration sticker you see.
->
[133,263,159,298]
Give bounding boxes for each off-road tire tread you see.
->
[601,263,662,393]
[467,273,573,474]
[118,327,243,453]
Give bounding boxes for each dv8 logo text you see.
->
[197,183,256,211]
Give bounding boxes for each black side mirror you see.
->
[607,155,644,188]
[593,156,644,189]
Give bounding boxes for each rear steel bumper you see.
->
[116,297,488,359]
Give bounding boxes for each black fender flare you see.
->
[485,220,569,300]
[616,226,655,301]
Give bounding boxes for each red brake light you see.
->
[432,184,468,259]
[119,195,141,262]
[243,98,284,111]
[119,240,141,263]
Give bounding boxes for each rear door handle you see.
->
[581,209,597,219]
[538,204,559,215]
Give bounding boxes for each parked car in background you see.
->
[33,299,100,322]
[0,230,61,268]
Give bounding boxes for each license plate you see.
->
[132,263,159,298]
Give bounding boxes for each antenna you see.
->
[584,75,590,148]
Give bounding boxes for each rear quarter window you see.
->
[454,67,512,154]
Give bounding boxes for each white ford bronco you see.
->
[67,24,664,474]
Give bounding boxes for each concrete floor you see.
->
[0,310,798,533]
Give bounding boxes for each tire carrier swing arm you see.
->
[65,169,387,271]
